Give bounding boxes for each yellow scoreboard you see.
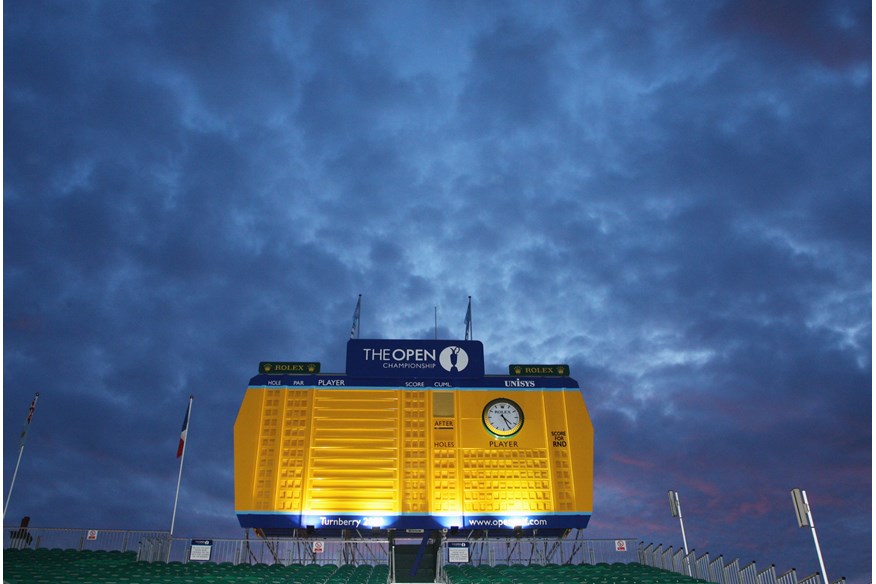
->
[234,340,593,535]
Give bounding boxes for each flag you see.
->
[464,297,472,340]
[25,394,37,424]
[18,392,40,448]
[177,398,192,458]
[350,295,362,339]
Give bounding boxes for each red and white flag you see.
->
[18,392,40,448]
[177,397,192,458]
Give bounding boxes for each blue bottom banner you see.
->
[237,512,591,533]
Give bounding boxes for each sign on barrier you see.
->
[189,540,213,561]
[448,542,470,563]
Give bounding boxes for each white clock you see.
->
[482,398,524,437]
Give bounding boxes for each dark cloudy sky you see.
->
[3,0,871,581]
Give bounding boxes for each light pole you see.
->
[791,488,829,584]
[668,490,692,576]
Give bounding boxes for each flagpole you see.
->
[4,392,40,521]
[464,296,472,340]
[4,446,28,522]
[170,396,193,536]
[351,294,362,339]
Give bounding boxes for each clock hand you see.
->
[500,414,513,429]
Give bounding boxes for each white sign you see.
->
[86,530,98,541]
[615,540,627,552]
[189,540,213,561]
[448,542,470,563]
[312,541,325,554]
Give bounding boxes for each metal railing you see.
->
[4,527,166,553]
[638,542,844,584]
[138,534,392,566]
[6,526,845,584]
[434,535,641,582]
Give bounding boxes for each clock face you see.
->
[482,398,524,437]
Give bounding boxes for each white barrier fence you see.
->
[437,535,641,568]
[4,527,391,566]
[138,534,392,566]
[5,525,841,584]
[638,542,845,584]
[5,527,638,567]
[434,536,642,582]
[4,527,165,553]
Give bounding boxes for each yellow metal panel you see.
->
[402,390,428,513]
[302,390,401,515]
[235,383,594,529]
[563,390,594,511]
[233,389,263,511]
[432,392,455,417]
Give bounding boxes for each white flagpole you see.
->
[170,396,193,536]
[351,294,362,339]
[464,296,472,340]
[4,447,26,521]
[4,392,40,521]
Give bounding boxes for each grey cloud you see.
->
[4,0,869,580]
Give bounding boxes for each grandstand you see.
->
[3,527,836,584]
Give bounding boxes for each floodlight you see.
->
[667,490,691,576]
[790,488,828,583]
[790,488,811,527]
[668,490,680,518]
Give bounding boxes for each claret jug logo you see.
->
[439,346,469,373]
